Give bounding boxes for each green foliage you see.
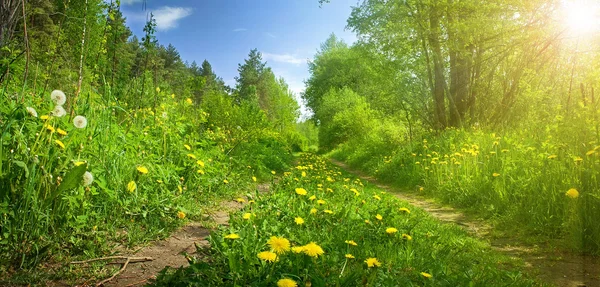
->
[317,88,377,150]
[305,0,600,255]
[152,154,542,286]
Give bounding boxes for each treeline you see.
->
[308,1,600,253]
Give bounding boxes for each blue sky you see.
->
[121,0,358,112]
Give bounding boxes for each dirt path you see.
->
[329,158,600,287]
[99,200,242,287]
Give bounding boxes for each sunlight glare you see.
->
[563,0,600,35]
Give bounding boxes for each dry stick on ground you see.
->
[96,257,130,286]
[70,256,154,286]
[70,256,153,265]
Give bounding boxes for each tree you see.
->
[235,49,266,103]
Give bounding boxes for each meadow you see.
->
[151,154,544,286]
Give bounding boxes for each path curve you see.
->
[329,158,600,287]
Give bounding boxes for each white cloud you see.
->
[152,6,193,31]
[263,53,306,65]
[265,32,276,38]
[233,28,247,32]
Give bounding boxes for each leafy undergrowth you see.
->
[330,123,600,254]
[0,87,296,284]
[151,154,543,287]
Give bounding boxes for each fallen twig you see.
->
[70,256,153,264]
[96,257,130,286]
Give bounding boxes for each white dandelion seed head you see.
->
[50,90,67,106]
[82,171,93,186]
[52,106,66,117]
[26,107,38,117]
[73,115,87,129]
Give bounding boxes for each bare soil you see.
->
[329,158,600,287]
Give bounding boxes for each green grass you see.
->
[152,154,543,286]
[0,87,296,282]
[330,117,600,255]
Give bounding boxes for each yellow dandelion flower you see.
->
[574,157,583,162]
[223,179,229,184]
[375,214,383,221]
[365,220,371,224]
[317,199,326,205]
[137,166,148,174]
[373,195,381,200]
[309,195,316,201]
[177,211,186,219]
[40,115,50,120]
[302,242,324,257]
[57,128,67,136]
[186,98,193,105]
[402,234,413,240]
[197,169,205,175]
[548,154,557,159]
[301,171,306,177]
[365,258,381,268]
[74,161,86,166]
[248,200,255,204]
[54,139,65,149]
[45,124,55,133]
[257,251,278,262]
[310,208,317,215]
[271,170,276,175]
[252,176,257,182]
[566,188,579,199]
[421,272,433,278]
[267,236,290,254]
[224,233,240,239]
[277,278,297,287]
[399,207,411,214]
[184,144,191,150]
[178,185,183,193]
[326,188,333,192]
[295,188,307,195]
[386,227,398,234]
[291,246,304,253]
[345,254,355,259]
[324,210,333,214]
[242,213,252,220]
[294,217,304,225]
[196,160,205,167]
[127,181,136,192]
[492,173,500,177]
[236,198,245,203]
[187,153,197,159]
[345,240,358,246]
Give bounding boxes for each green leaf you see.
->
[57,163,88,193]
[13,160,28,178]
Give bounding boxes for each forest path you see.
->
[100,200,242,287]
[329,158,600,287]
[98,184,270,286]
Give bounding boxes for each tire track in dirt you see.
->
[329,158,600,287]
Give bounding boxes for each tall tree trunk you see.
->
[428,4,447,129]
[447,1,470,127]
